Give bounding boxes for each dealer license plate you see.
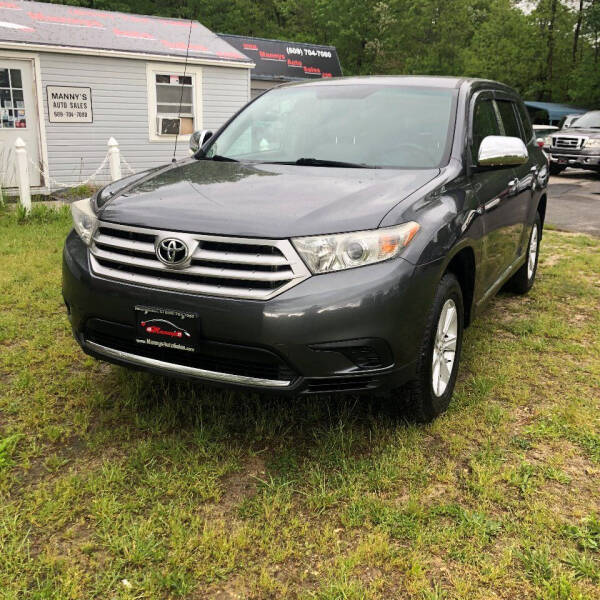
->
[135,306,198,353]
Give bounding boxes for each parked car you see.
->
[63,76,548,421]
[558,114,581,129]
[533,124,559,148]
[544,110,600,175]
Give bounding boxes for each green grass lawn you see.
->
[1,206,599,600]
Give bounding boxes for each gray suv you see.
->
[546,110,600,175]
[63,76,548,421]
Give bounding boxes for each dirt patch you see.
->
[218,454,266,514]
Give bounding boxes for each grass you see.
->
[0,205,599,599]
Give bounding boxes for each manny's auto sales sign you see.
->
[219,35,343,80]
[47,86,93,123]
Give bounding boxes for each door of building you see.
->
[0,57,42,187]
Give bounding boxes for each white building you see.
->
[0,0,253,191]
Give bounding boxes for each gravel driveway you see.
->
[547,170,600,237]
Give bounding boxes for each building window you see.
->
[0,68,26,129]
[147,64,202,141]
[155,74,194,135]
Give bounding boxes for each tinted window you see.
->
[206,85,458,169]
[496,100,522,139]
[515,102,534,142]
[472,98,500,162]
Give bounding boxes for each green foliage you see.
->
[42,0,600,105]
[14,203,70,224]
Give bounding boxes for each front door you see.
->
[470,92,521,293]
[494,97,533,259]
[0,57,42,187]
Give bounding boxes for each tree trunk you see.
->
[545,0,559,100]
[573,0,585,64]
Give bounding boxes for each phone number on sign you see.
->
[286,47,332,58]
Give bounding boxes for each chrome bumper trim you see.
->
[549,153,600,159]
[84,340,293,388]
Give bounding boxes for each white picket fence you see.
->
[0,136,135,213]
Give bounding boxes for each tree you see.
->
[39,0,600,105]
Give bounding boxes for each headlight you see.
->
[583,138,600,149]
[544,136,553,147]
[292,222,420,274]
[71,197,98,246]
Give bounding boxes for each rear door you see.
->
[469,91,519,293]
[494,96,534,259]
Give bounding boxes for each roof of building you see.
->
[0,0,252,65]
[524,101,588,121]
[219,34,342,81]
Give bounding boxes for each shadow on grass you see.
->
[86,362,422,484]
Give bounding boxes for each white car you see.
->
[533,125,559,150]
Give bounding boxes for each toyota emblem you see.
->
[156,238,188,266]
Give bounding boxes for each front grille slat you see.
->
[94,233,156,254]
[90,222,311,300]
[553,136,587,149]
[192,248,289,266]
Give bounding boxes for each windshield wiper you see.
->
[267,157,375,169]
[199,154,238,162]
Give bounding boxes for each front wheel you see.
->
[400,273,464,422]
[549,163,565,176]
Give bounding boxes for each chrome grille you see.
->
[552,136,586,149]
[90,222,311,300]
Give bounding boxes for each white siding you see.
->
[38,53,250,186]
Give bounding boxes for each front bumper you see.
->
[548,149,600,169]
[63,231,438,395]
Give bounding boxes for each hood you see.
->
[559,127,600,137]
[98,160,440,238]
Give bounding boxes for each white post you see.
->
[107,137,122,182]
[14,137,31,213]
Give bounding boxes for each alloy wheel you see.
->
[432,299,458,397]
[527,224,538,280]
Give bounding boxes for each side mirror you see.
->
[189,129,213,155]
[478,135,528,167]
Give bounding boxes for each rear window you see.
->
[496,100,522,139]
[515,101,534,143]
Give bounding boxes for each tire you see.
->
[400,273,464,422]
[506,213,541,295]
[549,164,565,176]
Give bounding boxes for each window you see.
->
[146,64,202,141]
[496,100,522,139]
[0,68,26,129]
[471,98,500,162]
[207,85,457,168]
[515,101,534,143]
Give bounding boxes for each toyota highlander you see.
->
[63,76,548,421]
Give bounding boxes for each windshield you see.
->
[571,111,600,128]
[204,84,457,169]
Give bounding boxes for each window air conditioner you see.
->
[158,117,181,135]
